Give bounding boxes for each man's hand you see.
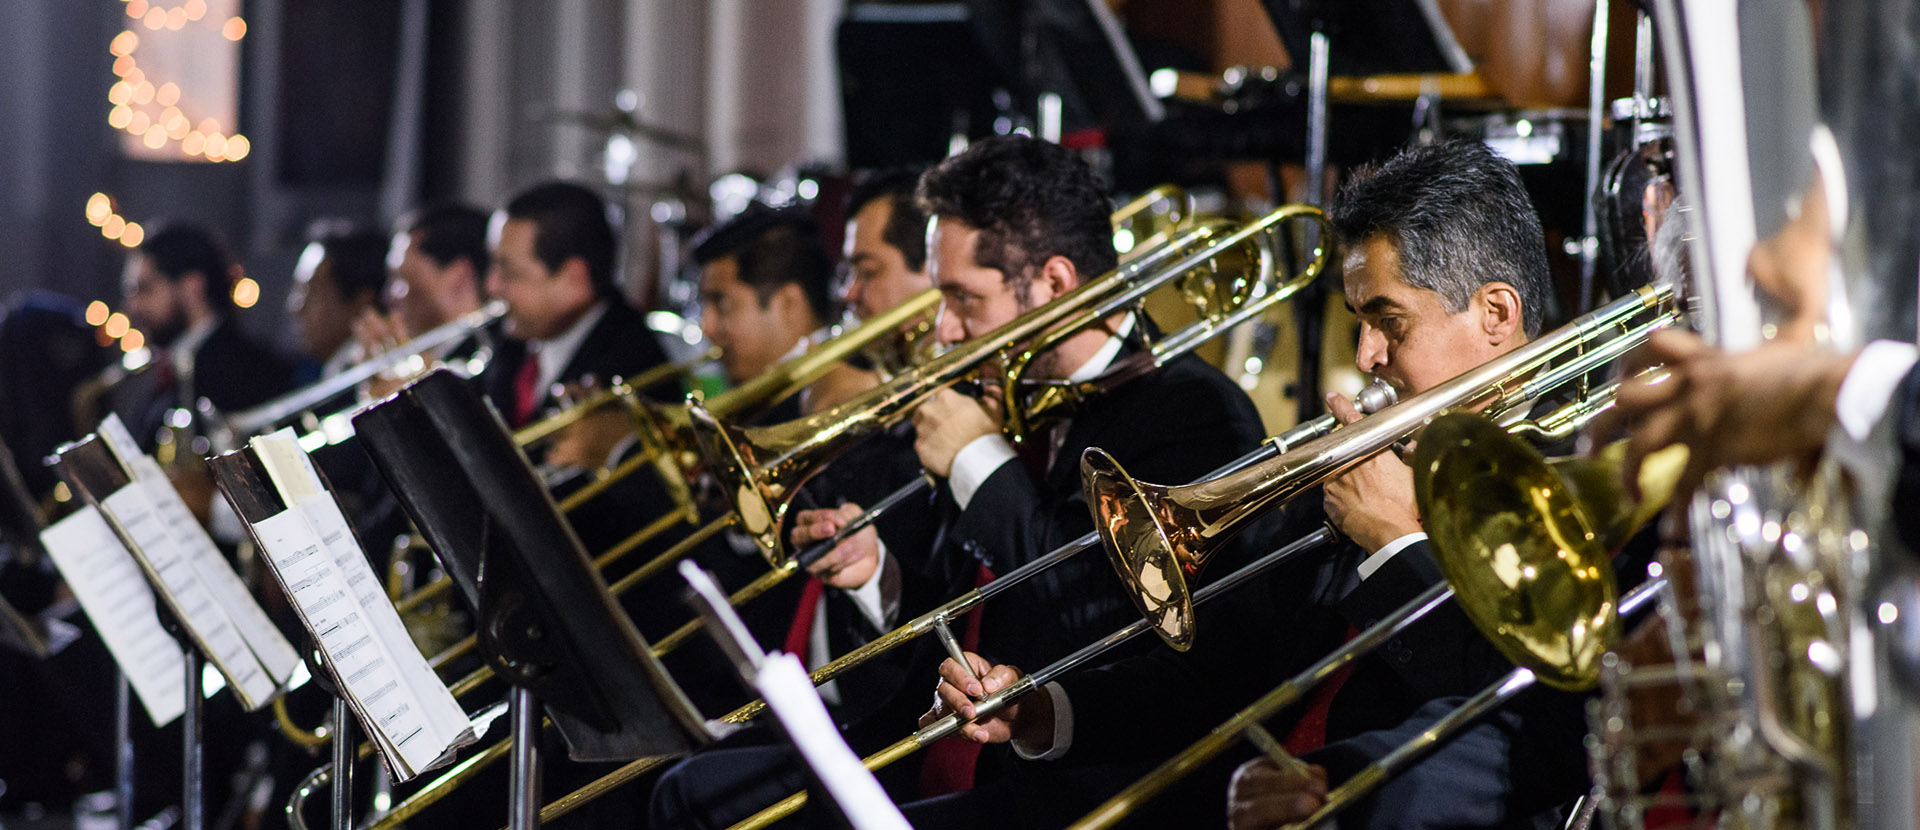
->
[791,503,881,589]
[352,310,418,400]
[1320,392,1421,552]
[1227,757,1328,829]
[918,652,1051,745]
[1596,328,1854,500]
[912,386,1003,478]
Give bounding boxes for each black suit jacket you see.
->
[1893,364,1920,553]
[124,318,298,451]
[479,300,677,426]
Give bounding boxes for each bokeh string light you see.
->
[108,1,250,162]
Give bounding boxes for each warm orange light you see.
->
[104,312,131,338]
[110,30,139,56]
[165,7,187,30]
[130,81,154,106]
[112,55,136,77]
[166,119,189,141]
[143,7,166,29]
[221,17,246,41]
[183,0,207,21]
[102,215,127,239]
[86,193,112,226]
[108,105,133,130]
[108,81,132,106]
[141,125,167,149]
[123,67,144,88]
[232,277,260,309]
[156,82,179,107]
[85,301,110,326]
[225,134,250,161]
[203,133,228,160]
[121,329,146,352]
[126,109,151,135]
[120,222,145,247]
[181,132,205,156]
[126,0,149,19]
[197,117,220,133]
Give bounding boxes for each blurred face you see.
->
[387,230,452,335]
[287,242,356,360]
[700,256,793,384]
[841,197,930,321]
[485,217,589,341]
[122,253,188,346]
[928,218,1027,349]
[1343,234,1502,397]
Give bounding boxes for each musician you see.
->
[478,181,676,429]
[288,221,388,381]
[651,136,1269,828]
[119,222,297,447]
[351,203,495,395]
[839,167,934,328]
[921,140,1591,829]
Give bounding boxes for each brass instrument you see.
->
[1088,283,1678,651]
[1068,387,1687,830]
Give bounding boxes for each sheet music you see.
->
[39,506,187,726]
[248,430,474,779]
[92,415,299,710]
[755,653,911,830]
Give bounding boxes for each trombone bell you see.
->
[1082,449,1202,652]
[1413,413,1620,691]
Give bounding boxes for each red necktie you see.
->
[918,564,994,797]
[1282,626,1358,755]
[511,356,541,427]
[782,576,827,658]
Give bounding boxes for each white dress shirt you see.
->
[524,301,609,410]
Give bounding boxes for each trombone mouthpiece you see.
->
[1355,379,1398,414]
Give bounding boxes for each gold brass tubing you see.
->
[272,697,332,749]
[512,387,622,446]
[555,450,657,513]
[603,514,737,597]
[364,731,517,830]
[652,562,800,654]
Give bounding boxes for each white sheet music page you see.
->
[250,430,474,778]
[39,506,187,726]
[94,415,298,709]
[755,653,911,830]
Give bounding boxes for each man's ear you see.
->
[769,281,811,322]
[1478,281,1523,344]
[1026,255,1080,306]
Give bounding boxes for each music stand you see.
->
[51,436,207,830]
[353,370,714,828]
[0,438,50,658]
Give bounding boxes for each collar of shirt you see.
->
[1061,313,1135,385]
[529,300,608,400]
[170,317,218,379]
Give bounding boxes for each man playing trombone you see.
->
[921,140,1613,829]
[651,136,1271,827]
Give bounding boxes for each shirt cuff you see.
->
[948,433,1018,510]
[1836,340,1919,441]
[1010,681,1075,761]
[1357,532,1428,581]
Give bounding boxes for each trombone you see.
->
[719,288,1681,829]
[1069,405,1688,830]
[351,202,1327,828]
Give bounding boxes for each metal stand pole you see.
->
[1293,28,1333,426]
[1578,0,1612,312]
[508,687,542,830]
[115,672,134,830]
[181,651,204,830]
[330,698,354,830]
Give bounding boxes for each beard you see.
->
[141,308,188,348]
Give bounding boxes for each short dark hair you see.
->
[916,136,1117,296]
[305,219,389,308]
[400,202,490,275]
[502,181,619,298]
[137,222,235,311]
[846,167,929,272]
[1331,139,1552,337]
[691,204,836,323]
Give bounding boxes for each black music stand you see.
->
[52,436,207,830]
[353,370,714,828]
[0,441,51,658]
